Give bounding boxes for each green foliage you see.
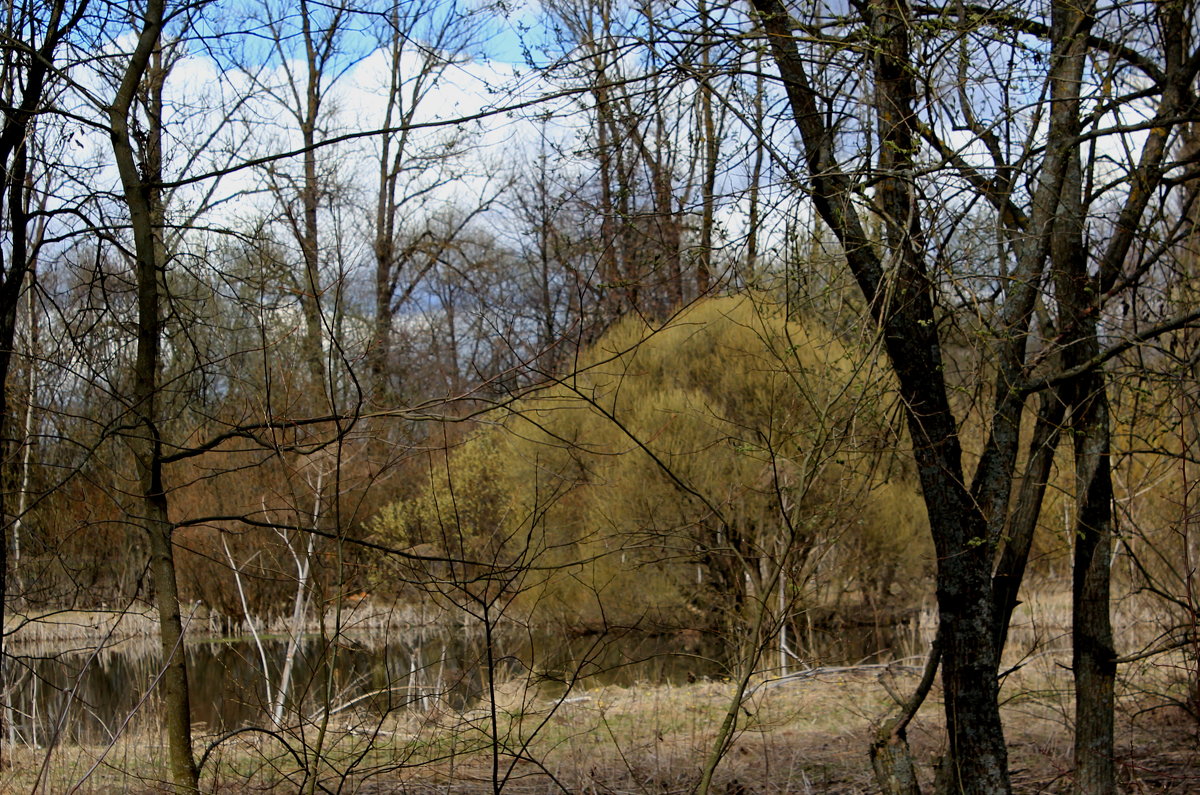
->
[373,435,513,558]
[373,295,931,628]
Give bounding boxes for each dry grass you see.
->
[350,660,1197,794]
[4,581,1198,793]
[3,609,162,645]
[2,730,174,793]
[2,600,447,648]
[2,657,1197,794]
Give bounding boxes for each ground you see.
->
[10,658,1191,793]
[5,592,1199,794]
[366,665,1198,794]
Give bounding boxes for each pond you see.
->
[2,616,923,746]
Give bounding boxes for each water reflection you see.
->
[3,619,919,746]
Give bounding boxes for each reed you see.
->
[3,608,160,645]
[2,598,460,648]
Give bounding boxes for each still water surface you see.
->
[5,620,914,746]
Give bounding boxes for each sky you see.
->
[52,0,1161,297]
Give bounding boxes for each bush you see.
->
[372,295,932,630]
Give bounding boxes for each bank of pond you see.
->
[2,614,927,747]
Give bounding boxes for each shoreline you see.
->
[2,601,452,646]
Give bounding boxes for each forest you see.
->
[0,0,1198,792]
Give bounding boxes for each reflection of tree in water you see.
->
[6,616,929,745]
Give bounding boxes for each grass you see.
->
[3,609,161,645]
[4,583,1199,792]
[6,657,1193,794]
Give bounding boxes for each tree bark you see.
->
[871,634,940,795]
[696,0,718,296]
[750,0,1010,788]
[1068,369,1116,795]
[1043,0,1115,787]
[297,0,330,400]
[992,391,1066,658]
[108,6,199,790]
[745,49,765,277]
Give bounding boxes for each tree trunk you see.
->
[298,0,328,400]
[1069,371,1116,795]
[594,84,622,324]
[1044,0,1115,784]
[745,49,765,277]
[696,0,718,296]
[0,0,81,762]
[993,391,1067,658]
[871,635,939,795]
[750,0,1011,788]
[108,11,199,791]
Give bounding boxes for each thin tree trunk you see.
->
[0,0,83,762]
[12,278,37,585]
[221,535,274,714]
[745,49,765,277]
[993,391,1067,658]
[592,59,622,324]
[871,634,940,795]
[108,14,199,791]
[369,5,403,404]
[298,0,328,400]
[273,504,317,726]
[696,0,718,296]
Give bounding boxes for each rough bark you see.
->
[1068,369,1116,795]
[871,635,940,795]
[750,0,1010,788]
[1049,46,1115,782]
[1046,1,1114,789]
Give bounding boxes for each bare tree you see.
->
[543,0,699,321]
[106,0,199,788]
[367,0,482,404]
[0,0,89,762]
[746,0,1200,791]
[249,0,360,402]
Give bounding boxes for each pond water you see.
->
[3,618,921,746]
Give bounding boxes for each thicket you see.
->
[371,296,932,631]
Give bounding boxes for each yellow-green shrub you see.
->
[372,295,931,628]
